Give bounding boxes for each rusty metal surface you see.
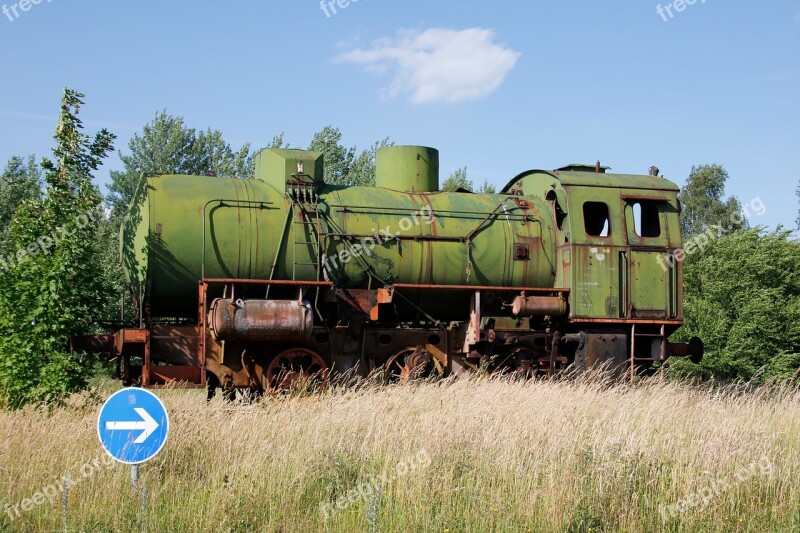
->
[391,283,568,293]
[150,325,201,366]
[371,288,394,321]
[198,281,208,387]
[335,288,377,319]
[384,346,436,384]
[209,298,313,342]
[573,331,628,374]
[511,295,568,318]
[668,337,704,363]
[203,278,333,287]
[265,347,328,390]
[513,243,530,261]
[121,329,148,343]
[571,318,683,325]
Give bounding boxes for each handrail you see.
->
[200,199,275,279]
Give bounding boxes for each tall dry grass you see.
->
[1,374,799,532]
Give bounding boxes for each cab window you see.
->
[583,202,610,237]
[631,200,661,237]
[625,199,670,245]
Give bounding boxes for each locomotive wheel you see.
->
[266,348,328,391]
[383,346,436,384]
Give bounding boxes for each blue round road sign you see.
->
[97,388,169,464]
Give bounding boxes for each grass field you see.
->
[1,373,798,532]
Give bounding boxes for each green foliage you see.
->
[348,137,392,187]
[268,132,289,149]
[307,126,391,187]
[678,164,745,237]
[795,179,799,229]
[93,215,131,323]
[0,155,41,233]
[670,228,800,381]
[108,110,253,216]
[441,167,470,192]
[0,89,115,408]
[308,125,356,185]
[441,167,496,193]
[477,180,497,194]
[195,128,254,180]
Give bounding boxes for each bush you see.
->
[670,228,800,381]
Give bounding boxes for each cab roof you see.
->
[501,168,680,193]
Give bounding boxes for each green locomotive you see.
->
[93,145,702,394]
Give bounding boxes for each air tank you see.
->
[209,298,313,342]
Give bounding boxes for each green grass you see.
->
[1,374,799,532]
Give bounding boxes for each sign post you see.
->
[97,388,170,494]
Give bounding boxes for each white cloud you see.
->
[335,28,520,104]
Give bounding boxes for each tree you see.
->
[0,156,44,286]
[796,180,799,230]
[308,126,355,186]
[441,167,471,192]
[195,128,253,180]
[441,167,496,193]
[0,155,41,233]
[268,132,289,149]
[678,164,745,237]
[348,137,392,187]
[306,126,392,187]
[476,180,497,194]
[0,89,115,408]
[108,110,253,215]
[669,228,800,381]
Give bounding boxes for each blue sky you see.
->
[0,0,798,229]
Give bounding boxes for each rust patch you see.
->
[209,298,313,342]
[336,288,378,319]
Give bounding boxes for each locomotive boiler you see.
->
[88,145,703,396]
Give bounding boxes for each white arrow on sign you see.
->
[105,407,159,444]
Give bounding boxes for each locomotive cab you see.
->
[500,164,701,375]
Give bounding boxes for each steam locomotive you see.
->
[81,145,702,396]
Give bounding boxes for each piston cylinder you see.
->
[209,298,313,342]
